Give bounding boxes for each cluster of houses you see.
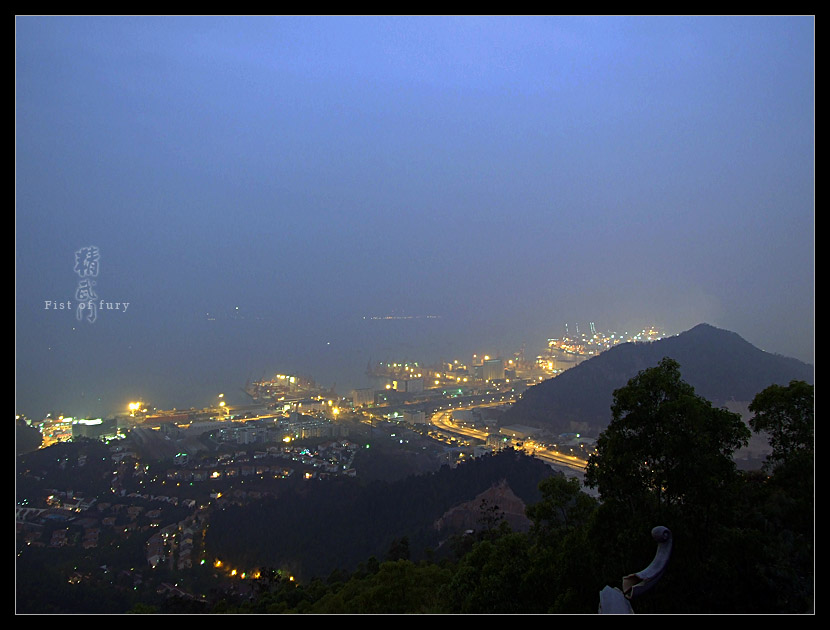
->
[16,491,199,551]
[165,440,360,484]
[209,413,351,446]
[17,433,365,584]
[146,511,207,570]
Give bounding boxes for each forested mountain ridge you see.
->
[205,448,555,580]
[504,323,813,435]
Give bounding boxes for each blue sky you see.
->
[16,16,814,418]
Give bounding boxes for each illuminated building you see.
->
[402,409,426,424]
[483,358,504,381]
[351,388,376,407]
[71,417,118,440]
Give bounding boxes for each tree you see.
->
[749,380,814,480]
[444,532,539,613]
[585,357,750,529]
[583,358,755,612]
[525,475,597,540]
[521,475,600,613]
[748,380,814,609]
[385,536,410,562]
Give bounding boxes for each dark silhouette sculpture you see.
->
[598,526,672,613]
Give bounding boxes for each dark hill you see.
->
[204,448,555,580]
[503,323,813,436]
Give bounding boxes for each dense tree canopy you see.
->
[585,357,750,527]
[746,379,814,610]
[582,358,762,613]
[749,379,814,480]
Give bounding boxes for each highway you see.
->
[429,409,589,474]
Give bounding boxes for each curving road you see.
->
[429,409,589,474]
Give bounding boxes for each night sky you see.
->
[16,16,814,420]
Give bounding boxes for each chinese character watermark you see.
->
[74,245,100,278]
[43,246,131,319]
[75,246,100,323]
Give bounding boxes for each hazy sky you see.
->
[16,16,814,419]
